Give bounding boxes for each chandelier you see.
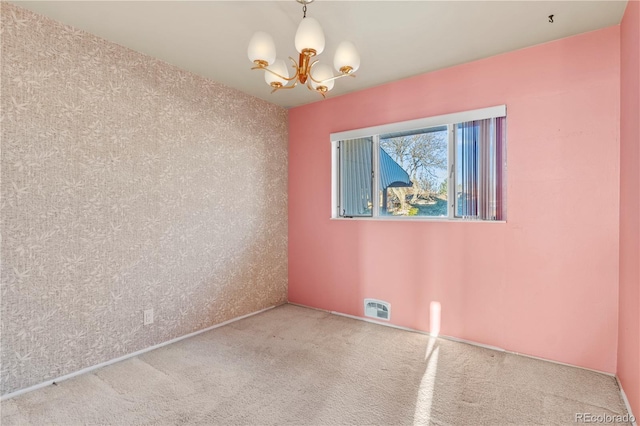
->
[247,0,360,97]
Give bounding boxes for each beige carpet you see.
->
[0,304,631,425]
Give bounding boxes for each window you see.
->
[331,106,507,221]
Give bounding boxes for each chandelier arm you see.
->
[253,66,298,82]
[316,72,357,84]
[305,80,326,98]
[307,61,357,84]
[307,60,323,83]
[288,56,301,77]
[271,80,299,94]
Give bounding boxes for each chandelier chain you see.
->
[303,4,307,18]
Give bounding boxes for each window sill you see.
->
[330,217,506,223]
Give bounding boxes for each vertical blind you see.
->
[458,117,506,220]
[339,137,373,216]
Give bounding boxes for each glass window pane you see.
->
[379,128,448,217]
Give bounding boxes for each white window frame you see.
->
[330,105,506,221]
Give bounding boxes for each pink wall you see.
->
[618,0,640,416]
[289,27,621,373]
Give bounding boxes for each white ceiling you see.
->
[13,1,628,109]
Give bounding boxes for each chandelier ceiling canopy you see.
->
[247,0,360,98]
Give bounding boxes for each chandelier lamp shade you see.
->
[247,0,360,97]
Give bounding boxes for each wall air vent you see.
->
[364,299,391,321]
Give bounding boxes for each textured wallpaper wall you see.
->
[0,3,288,395]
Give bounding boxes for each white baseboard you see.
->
[616,376,638,426]
[297,302,635,421]
[333,309,616,376]
[510,350,615,377]
[1,305,277,402]
[329,309,506,352]
[288,302,504,352]
[7,301,635,423]
[289,302,616,377]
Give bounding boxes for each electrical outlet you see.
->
[143,308,154,325]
